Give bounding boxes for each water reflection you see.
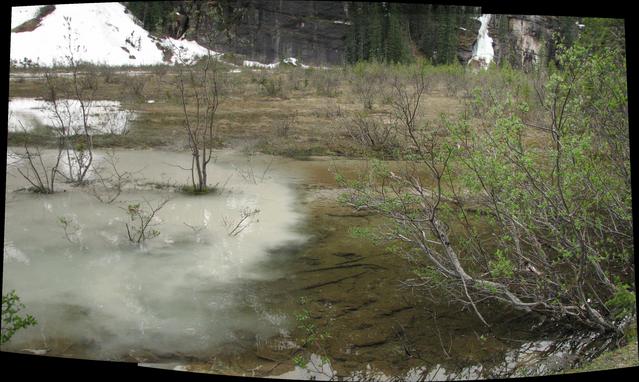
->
[274,332,605,381]
[2,149,617,379]
[2,149,307,360]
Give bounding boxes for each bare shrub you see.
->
[100,66,119,84]
[11,144,60,194]
[41,17,99,186]
[282,66,310,91]
[128,76,146,100]
[9,116,62,194]
[431,64,466,97]
[234,150,274,184]
[387,63,432,140]
[152,65,168,78]
[342,111,398,155]
[353,77,376,110]
[313,102,344,119]
[310,69,340,97]
[89,149,132,204]
[57,215,82,244]
[174,40,221,193]
[122,198,170,244]
[275,111,298,137]
[351,62,387,110]
[222,207,261,237]
[256,72,287,98]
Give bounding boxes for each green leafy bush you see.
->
[1,291,37,344]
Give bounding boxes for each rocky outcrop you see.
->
[186,0,350,65]
[457,17,482,64]
[497,15,561,67]
[458,14,563,69]
[138,1,567,67]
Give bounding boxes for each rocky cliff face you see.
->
[458,14,563,68]
[184,0,350,65]
[492,15,562,67]
[153,1,566,67]
[456,17,483,64]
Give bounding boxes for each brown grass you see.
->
[7,65,465,157]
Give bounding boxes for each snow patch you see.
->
[282,57,299,66]
[10,3,212,67]
[243,60,280,69]
[243,57,309,69]
[8,97,135,135]
[161,37,220,65]
[282,57,309,68]
[7,150,23,166]
[11,3,163,66]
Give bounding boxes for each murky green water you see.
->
[2,148,602,379]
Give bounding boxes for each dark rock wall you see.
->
[456,16,482,64]
[191,0,350,65]
[147,1,564,67]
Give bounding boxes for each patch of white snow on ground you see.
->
[10,3,213,67]
[243,60,280,69]
[11,3,163,66]
[161,37,220,65]
[8,97,135,135]
[243,57,310,69]
[282,57,310,68]
[6,150,23,166]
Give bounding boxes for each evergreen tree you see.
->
[578,17,625,54]
[495,14,511,66]
[345,1,415,64]
[385,4,412,63]
[368,3,384,61]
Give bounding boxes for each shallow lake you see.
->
[2,148,603,379]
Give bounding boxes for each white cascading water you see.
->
[468,14,494,69]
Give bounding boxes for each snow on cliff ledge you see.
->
[468,14,494,70]
[10,3,214,66]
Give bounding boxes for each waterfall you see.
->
[468,14,494,70]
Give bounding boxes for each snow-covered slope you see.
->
[11,5,44,29]
[10,3,213,67]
